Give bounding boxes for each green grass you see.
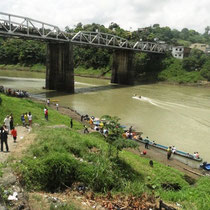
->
[15,126,210,209]
[50,203,82,210]
[158,60,204,84]
[1,94,210,209]
[0,93,82,129]
[0,163,3,177]
[0,64,112,78]
[30,64,46,72]
[0,64,46,73]
[75,66,111,78]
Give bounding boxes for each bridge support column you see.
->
[111,50,134,85]
[46,42,74,93]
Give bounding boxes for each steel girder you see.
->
[0,12,167,53]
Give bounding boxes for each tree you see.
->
[204,26,210,35]
[180,28,189,40]
[109,22,120,31]
[182,49,207,71]
[153,24,160,28]
[101,115,137,158]
[200,59,210,81]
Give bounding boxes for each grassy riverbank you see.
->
[0,64,46,73]
[0,64,112,79]
[0,94,210,209]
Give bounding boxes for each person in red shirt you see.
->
[45,108,48,121]
[11,127,17,143]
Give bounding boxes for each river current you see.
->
[0,70,210,162]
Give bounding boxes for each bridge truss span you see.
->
[0,12,167,53]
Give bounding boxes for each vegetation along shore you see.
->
[0,94,210,209]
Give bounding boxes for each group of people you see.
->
[193,152,200,159]
[0,86,29,98]
[81,115,108,135]
[21,112,33,127]
[0,114,18,152]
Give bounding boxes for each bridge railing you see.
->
[0,12,73,41]
[0,12,167,53]
[70,31,167,53]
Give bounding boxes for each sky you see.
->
[0,0,209,33]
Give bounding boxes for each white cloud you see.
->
[0,0,209,33]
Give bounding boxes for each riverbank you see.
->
[157,80,210,88]
[0,65,111,79]
[1,67,210,88]
[1,94,210,209]
[31,96,206,179]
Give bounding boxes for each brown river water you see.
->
[0,70,210,162]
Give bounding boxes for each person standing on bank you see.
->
[11,127,17,143]
[145,137,149,149]
[28,112,32,127]
[45,108,48,121]
[84,125,89,134]
[167,146,172,160]
[47,99,50,106]
[0,124,9,152]
[4,115,10,132]
[70,118,73,128]
[10,113,14,130]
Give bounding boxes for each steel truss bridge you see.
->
[0,12,167,53]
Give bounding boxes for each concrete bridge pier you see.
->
[111,50,134,85]
[46,42,74,93]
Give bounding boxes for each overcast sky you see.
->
[0,0,209,33]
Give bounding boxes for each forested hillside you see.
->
[0,23,210,82]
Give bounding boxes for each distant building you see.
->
[171,46,191,59]
[190,43,210,54]
[205,46,210,54]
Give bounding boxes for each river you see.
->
[0,70,210,162]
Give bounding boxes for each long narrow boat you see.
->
[136,138,203,169]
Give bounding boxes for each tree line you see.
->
[0,23,209,81]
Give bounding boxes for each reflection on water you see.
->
[0,72,210,162]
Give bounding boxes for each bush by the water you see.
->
[158,58,205,83]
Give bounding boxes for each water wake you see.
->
[132,96,170,110]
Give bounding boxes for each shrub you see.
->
[19,153,79,191]
[200,64,210,81]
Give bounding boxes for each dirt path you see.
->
[0,126,31,163]
[0,126,32,209]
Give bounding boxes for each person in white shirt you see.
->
[172,146,176,154]
[28,112,33,127]
[4,115,11,132]
[46,99,50,106]
[56,103,59,111]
